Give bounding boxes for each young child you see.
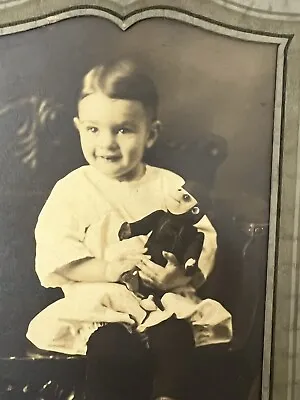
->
[27,58,232,400]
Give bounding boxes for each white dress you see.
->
[26,165,233,355]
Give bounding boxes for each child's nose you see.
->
[98,130,118,149]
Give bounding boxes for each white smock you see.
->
[26,165,232,355]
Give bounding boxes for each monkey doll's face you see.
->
[166,186,200,216]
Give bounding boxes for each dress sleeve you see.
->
[35,181,93,288]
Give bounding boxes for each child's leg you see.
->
[85,323,153,400]
[147,317,195,400]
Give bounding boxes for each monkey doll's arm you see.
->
[118,210,166,240]
[184,232,205,276]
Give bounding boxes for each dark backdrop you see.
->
[0,16,276,201]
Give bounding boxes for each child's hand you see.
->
[137,251,192,291]
[105,236,148,262]
[106,251,149,283]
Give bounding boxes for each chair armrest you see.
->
[199,198,269,354]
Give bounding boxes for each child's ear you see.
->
[73,117,80,132]
[146,120,161,149]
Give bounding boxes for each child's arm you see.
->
[35,179,145,288]
[56,253,145,284]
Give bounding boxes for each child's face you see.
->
[74,91,158,181]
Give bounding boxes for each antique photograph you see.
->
[0,8,288,400]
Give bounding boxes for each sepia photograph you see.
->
[0,7,289,400]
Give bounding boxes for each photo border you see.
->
[211,1,300,22]
[0,2,298,400]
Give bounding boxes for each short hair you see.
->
[79,58,159,120]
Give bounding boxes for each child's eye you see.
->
[87,126,99,134]
[118,127,132,135]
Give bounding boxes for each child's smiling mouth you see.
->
[96,154,122,162]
